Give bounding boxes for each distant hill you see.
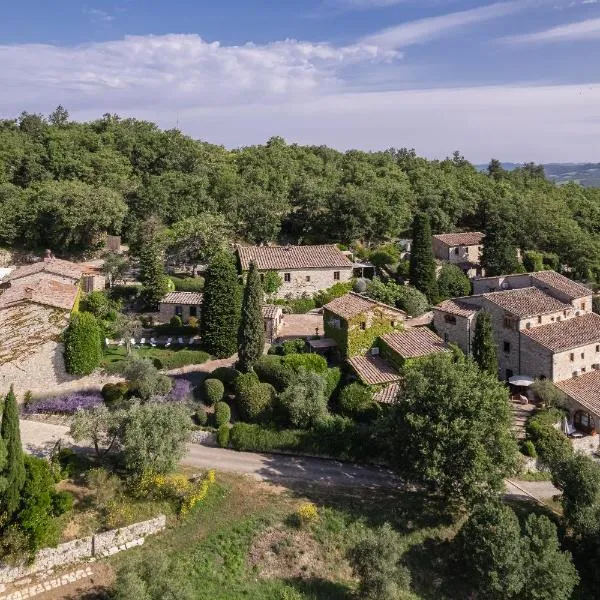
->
[476,162,600,187]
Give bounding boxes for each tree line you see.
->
[1,108,600,281]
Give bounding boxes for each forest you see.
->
[1,107,600,282]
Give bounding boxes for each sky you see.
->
[0,0,599,162]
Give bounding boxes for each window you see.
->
[526,322,531,329]
[360,322,367,330]
[444,315,457,324]
[306,275,311,282]
[582,302,587,310]
[506,369,514,380]
[538,316,542,324]
[551,317,555,322]
[563,310,567,317]
[284,273,291,283]
[582,352,585,359]
[260,273,264,282]
[582,367,587,373]
[189,306,197,317]
[454,247,459,255]
[503,316,516,330]
[596,345,599,353]
[444,333,449,343]
[391,320,397,327]
[333,271,340,281]
[570,353,575,362]
[175,306,183,316]
[557,316,561,322]
[503,341,511,354]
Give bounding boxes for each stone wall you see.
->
[553,343,600,382]
[0,515,166,585]
[432,310,475,356]
[272,267,353,299]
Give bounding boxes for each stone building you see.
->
[323,292,406,359]
[158,291,203,324]
[433,270,598,382]
[237,244,353,299]
[432,231,485,278]
[262,304,283,343]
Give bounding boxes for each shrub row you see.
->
[169,275,205,292]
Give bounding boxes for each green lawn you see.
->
[101,345,210,373]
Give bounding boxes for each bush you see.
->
[188,316,198,328]
[230,423,303,452]
[282,339,306,355]
[234,372,273,422]
[521,440,537,458]
[395,285,429,317]
[214,402,231,427]
[51,490,74,516]
[325,367,341,400]
[282,353,327,374]
[123,357,172,400]
[314,282,354,308]
[159,350,209,370]
[202,378,225,405]
[253,356,295,392]
[339,383,377,421]
[101,382,129,408]
[211,366,241,390]
[293,502,319,528]
[526,409,573,468]
[288,297,316,314]
[193,407,208,426]
[217,424,230,448]
[279,371,329,429]
[353,278,368,293]
[170,315,183,328]
[63,312,103,375]
[170,275,204,292]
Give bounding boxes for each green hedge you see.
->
[64,312,102,375]
[281,353,327,374]
[253,356,295,392]
[153,349,209,370]
[211,367,241,390]
[214,402,231,427]
[170,275,205,292]
[203,378,224,405]
[217,424,230,448]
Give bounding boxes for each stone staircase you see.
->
[511,400,538,440]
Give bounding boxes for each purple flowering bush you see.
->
[167,378,193,403]
[22,391,104,415]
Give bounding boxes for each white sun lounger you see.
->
[178,337,185,345]
[150,337,157,347]
[139,338,146,345]
[117,339,125,346]
[105,337,111,346]
[165,337,172,347]
[130,338,136,347]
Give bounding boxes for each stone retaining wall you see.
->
[0,515,166,585]
[190,430,217,447]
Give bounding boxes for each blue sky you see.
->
[1,0,599,162]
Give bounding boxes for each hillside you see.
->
[476,162,600,187]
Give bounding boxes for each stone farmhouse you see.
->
[158,291,203,324]
[237,244,353,299]
[432,231,485,278]
[323,292,447,403]
[434,270,597,383]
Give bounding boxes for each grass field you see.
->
[101,345,210,372]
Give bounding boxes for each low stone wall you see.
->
[0,515,166,585]
[190,430,217,447]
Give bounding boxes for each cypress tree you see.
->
[481,213,520,277]
[139,239,170,309]
[409,213,438,303]
[1,386,25,517]
[200,251,242,358]
[237,262,265,372]
[472,311,498,377]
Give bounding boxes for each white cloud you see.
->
[501,17,600,43]
[0,33,598,162]
[83,7,115,22]
[361,1,522,48]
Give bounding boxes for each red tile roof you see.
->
[531,270,592,301]
[381,328,448,359]
[522,312,600,352]
[237,244,353,271]
[0,279,79,311]
[347,355,401,386]
[160,291,203,305]
[433,232,484,247]
[556,370,600,417]
[324,292,406,320]
[434,298,478,318]
[483,287,569,318]
[262,304,282,319]
[7,259,84,282]
[373,382,400,404]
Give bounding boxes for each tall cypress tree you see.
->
[237,262,265,372]
[409,213,438,303]
[1,386,25,517]
[481,213,520,277]
[200,251,242,358]
[472,311,498,377]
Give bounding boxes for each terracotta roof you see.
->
[237,244,353,271]
[160,291,203,305]
[262,304,281,319]
[373,382,400,404]
[556,371,600,417]
[434,298,478,318]
[381,328,448,359]
[433,232,484,247]
[324,292,406,320]
[483,287,569,318]
[531,271,592,301]
[522,312,600,352]
[0,279,79,311]
[348,355,401,386]
[7,259,84,282]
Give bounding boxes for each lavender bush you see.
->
[22,391,104,415]
[166,378,193,403]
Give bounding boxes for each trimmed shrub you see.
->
[159,350,209,370]
[188,316,198,328]
[170,275,204,292]
[170,315,183,328]
[288,297,316,314]
[314,282,353,308]
[211,367,241,390]
[203,378,225,406]
[339,383,377,420]
[217,424,230,448]
[282,339,306,355]
[214,402,231,428]
[521,440,537,458]
[526,410,573,468]
[253,356,295,392]
[234,372,272,422]
[282,352,328,374]
[324,367,341,400]
[51,490,74,516]
[63,312,102,375]
[230,423,302,452]
[193,407,208,426]
[101,382,129,407]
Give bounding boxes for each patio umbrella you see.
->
[508,375,535,387]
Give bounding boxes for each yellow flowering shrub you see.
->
[105,500,134,529]
[296,502,318,526]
